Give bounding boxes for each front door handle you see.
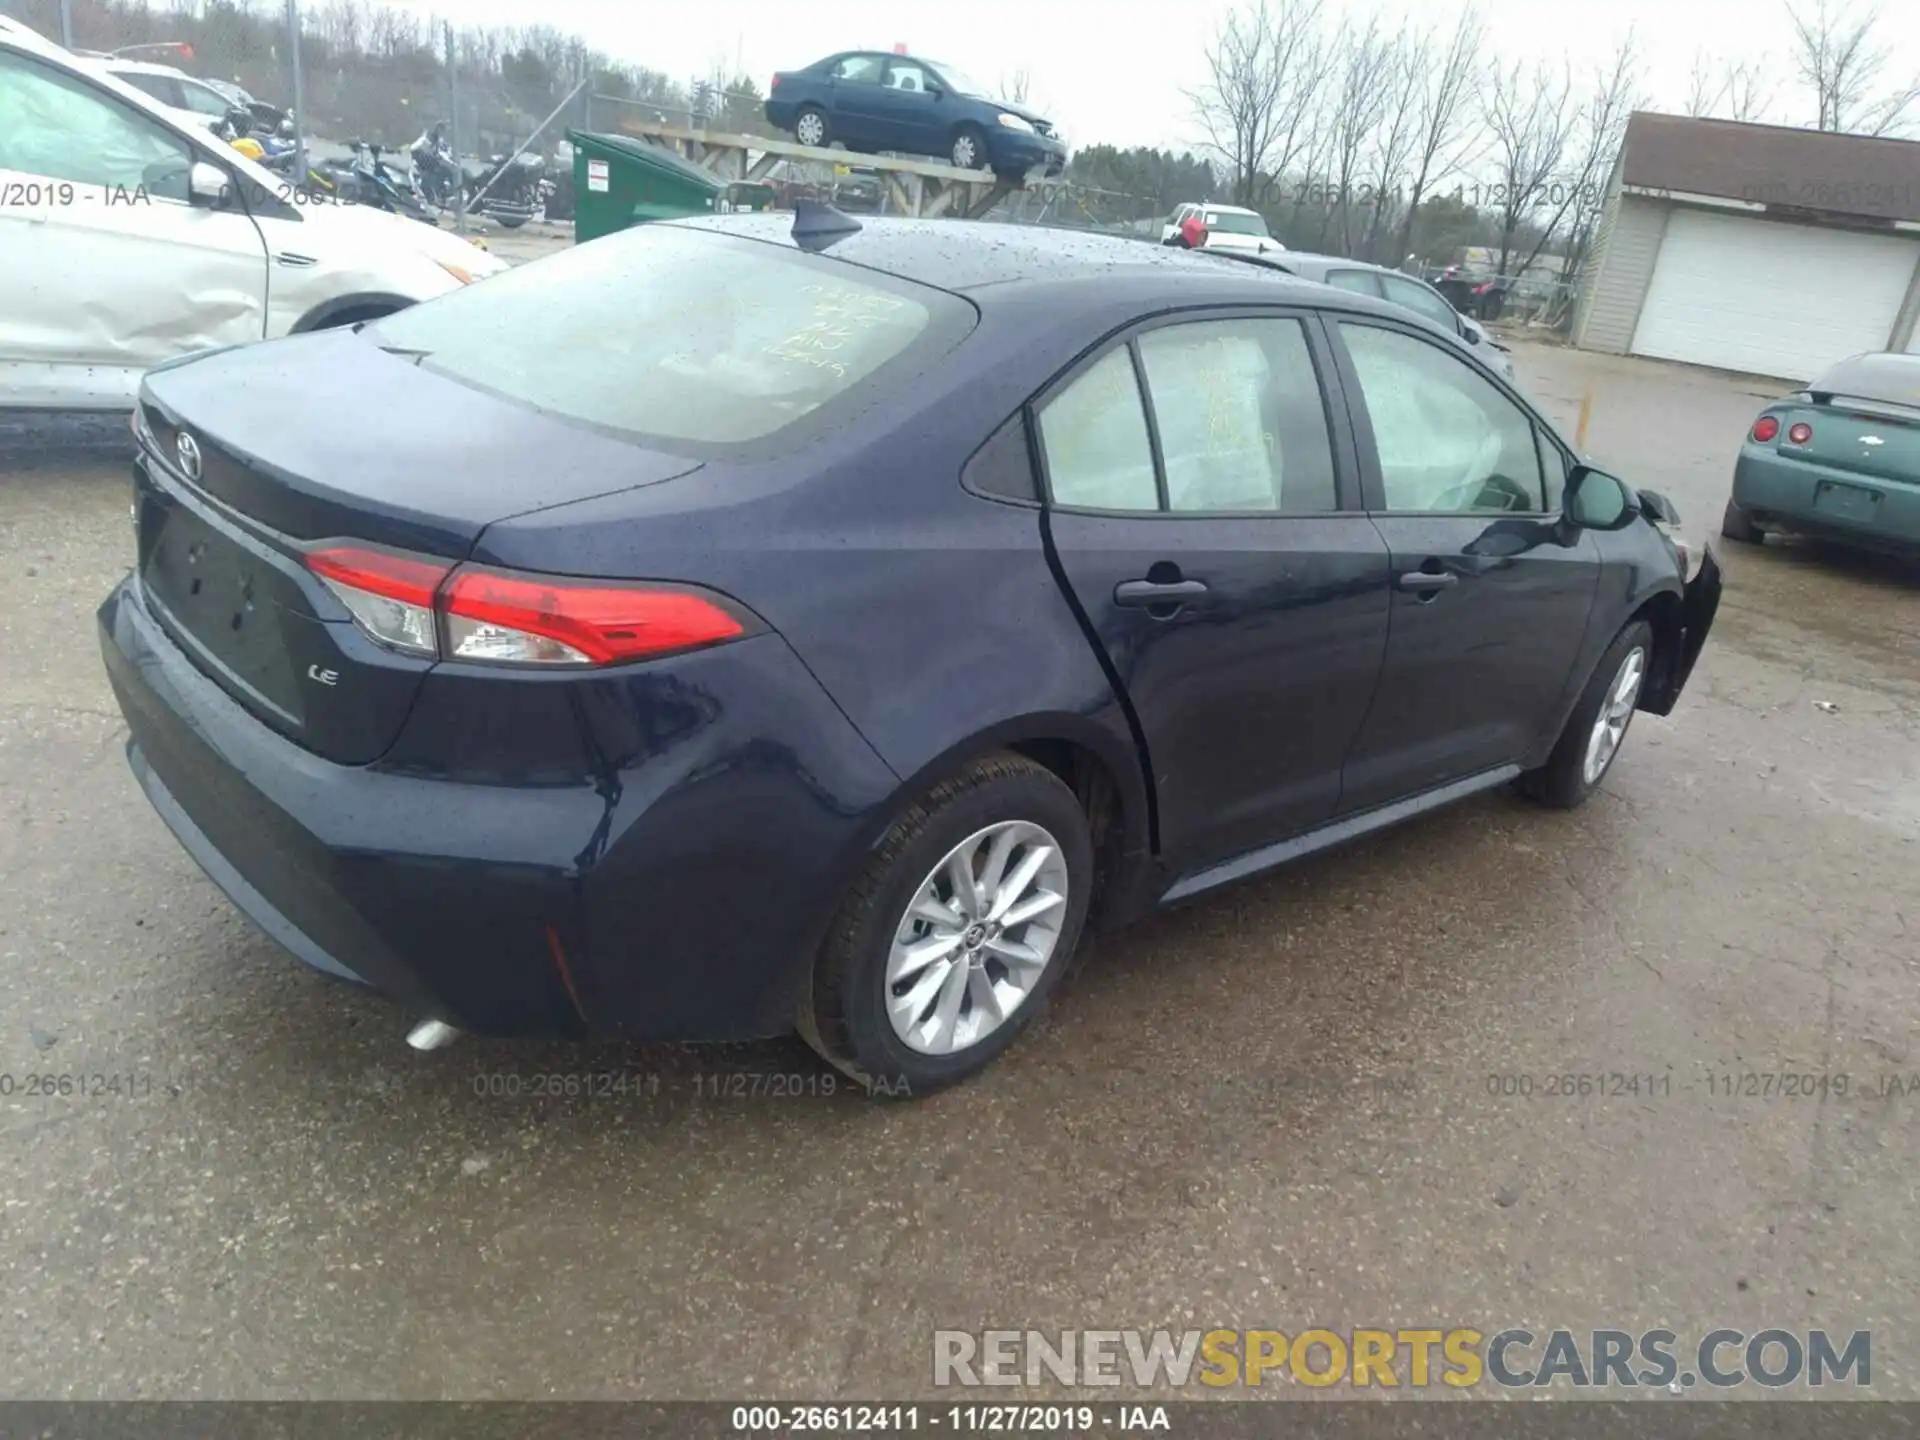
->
[1396,571,1459,594]
[1115,578,1209,607]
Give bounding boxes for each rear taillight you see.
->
[304,546,750,667]
[1751,415,1780,443]
[770,74,781,91]
[307,545,446,657]
[440,567,746,666]
[1788,422,1813,445]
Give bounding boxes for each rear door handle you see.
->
[1114,579,1210,606]
[1396,571,1458,594]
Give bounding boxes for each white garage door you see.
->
[1631,208,1920,380]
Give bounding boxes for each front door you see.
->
[1326,317,1599,812]
[878,58,944,155]
[1038,312,1393,875]
[0,48,267,410]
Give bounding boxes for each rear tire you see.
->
[1721,497,1764,545]
[797,754,1093,1097]
[794,105,830,149]
[1521,620,1654,810]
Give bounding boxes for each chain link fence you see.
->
[1,0,1171,240]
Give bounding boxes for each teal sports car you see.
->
[1724,352,1920,555]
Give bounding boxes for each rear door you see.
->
[1326,316,1599,812]
[0,46,267,409]
[1038,310,1392,875]
[826,53,889,146]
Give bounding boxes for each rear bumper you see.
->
[1731,447,1920,548]
[99,575,902,1042]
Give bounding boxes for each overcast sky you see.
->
[394,0,1920,152]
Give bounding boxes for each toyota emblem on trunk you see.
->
[176,431,203,481]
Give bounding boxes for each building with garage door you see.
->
[1572,113,1920,381]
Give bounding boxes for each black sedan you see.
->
[100,213,1721,1094]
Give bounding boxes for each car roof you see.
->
[671,214,1417,317]
[1199,204,1259,217]
[103,58,193,77]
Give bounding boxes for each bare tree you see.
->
[1394,6,1483,267]
[1687,48,1776,121]
[999,69,1031,105]
[1787,0,1920,135]
[1189,0,1327,208]
[1360,33,1425,261]
[1538,37,1645,321]
[1481,56,1576,277]
[1319,18,1395,252]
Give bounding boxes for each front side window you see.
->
[1136,318,1337,513]
[1381,275,1461,331]
[832,55,884,84]
[1339,322,1545,514]
[885,62,931,93]
[0,52,193,200]
[177,77,236,117]
[1035,348,1159,511]
[367,224,949,448]
[1326,270,1382,297]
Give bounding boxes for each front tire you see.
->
[798,754,1093,1096]
[950,124,988,171]
[794,105,830,149]
[1521,620,1653,810]
[1721,497,1764,544]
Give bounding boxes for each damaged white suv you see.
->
[0,19,505,411]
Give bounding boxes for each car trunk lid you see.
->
[1786,396,1920,483]
[134,331,703,764]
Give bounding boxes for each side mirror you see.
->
[1462,324,1481,344]
[1563,464,1641,532]
[188,161,232,208]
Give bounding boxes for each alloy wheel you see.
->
[952,134,980,169]
[1583,646,1646,785]
[796,111,826,147]
[885,821,1069,1055]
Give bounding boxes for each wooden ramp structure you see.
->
[602,117,1034,220]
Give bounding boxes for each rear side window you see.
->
[1035,318,1339,515]
[1035,348,1158,510]
[833,55,884,84]
[366,225,951,448]
[1136,318,1337,513]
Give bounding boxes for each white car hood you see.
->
[281,201,507,277]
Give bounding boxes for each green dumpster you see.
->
[567,129,723,243]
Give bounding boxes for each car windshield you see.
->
[925,61,990,99]
[365,224,950,447]
[1205,211,1270,237]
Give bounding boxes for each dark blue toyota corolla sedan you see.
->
[99,213,1721,1094]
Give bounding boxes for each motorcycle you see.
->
[313,140,436,224]
[408,123,465,212]
[460,149,550,228]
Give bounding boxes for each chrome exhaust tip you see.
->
[406,1018,461,1052]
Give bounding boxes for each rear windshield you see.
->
[366,224,950,447]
